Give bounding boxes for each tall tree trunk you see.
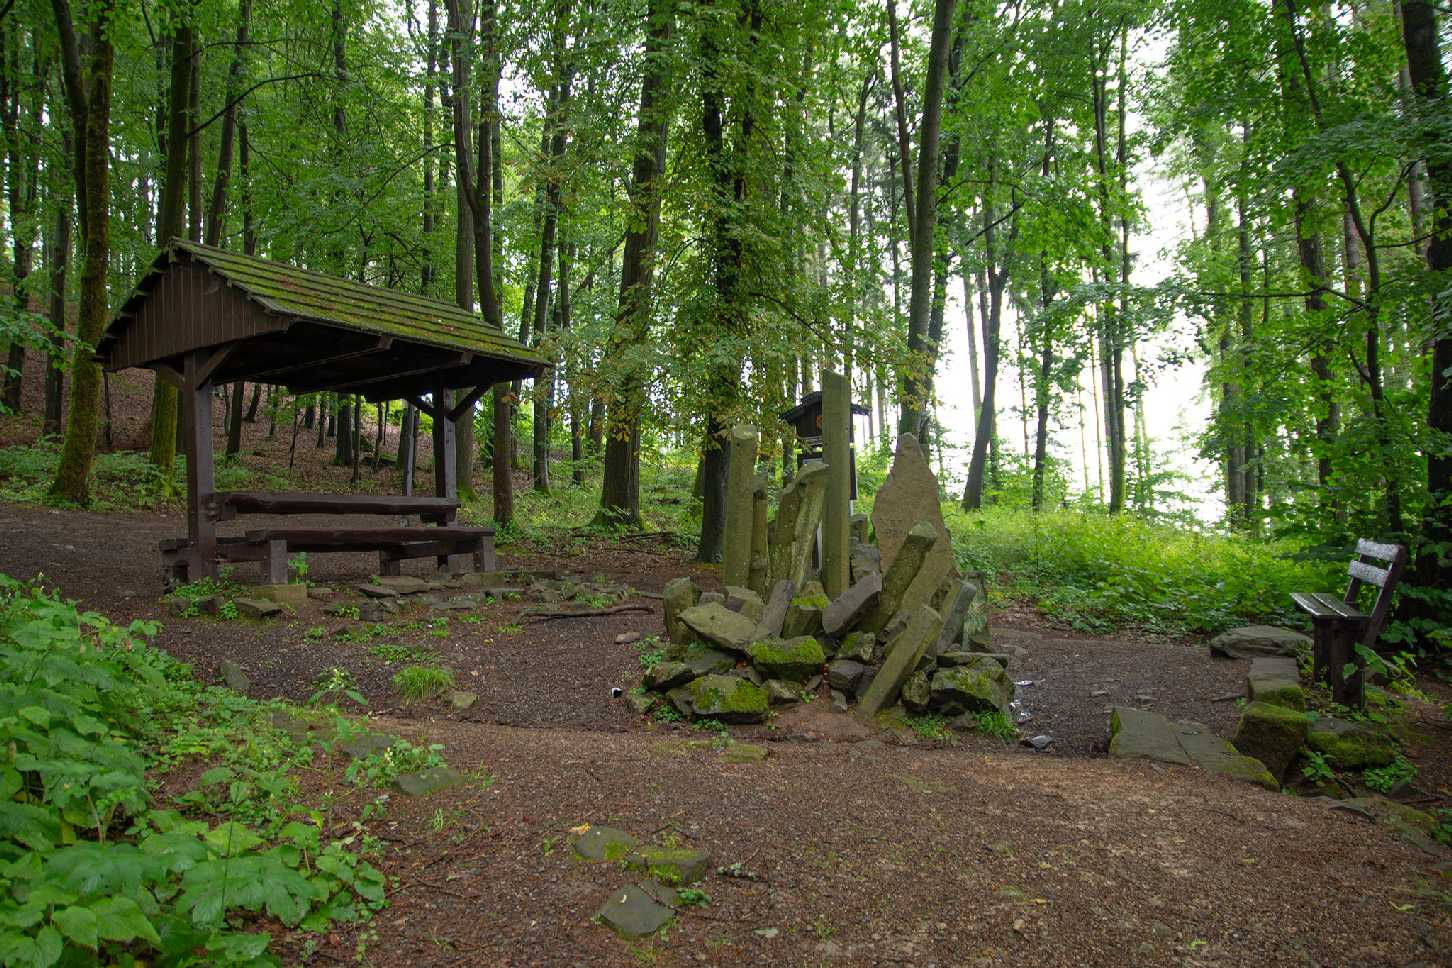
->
[531,37,572,496]
[1,31,42,413]
[598,0,674,527]
[43,140,72,437]
[48,0,116,504]
[204,0,250,247]
[146,13,194,480]
[961,198,1012,510]
[1399,0,1452,622]
[897,0,960,438]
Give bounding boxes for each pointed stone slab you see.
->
[820,369,853,598]
[787,461,830,586]
[856,605,942,719]
[662,576,700,644]
[862,522,937,633]
[822,572,882,637]
[679,601,758,652]
[754,579,796,639]
[749,473,770,596]
[932,580,982,656]
[870,433,958,612]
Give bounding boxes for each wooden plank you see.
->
[1346,559,1390,588]
[447,384,491,423]
[1360,542,1408,648]
[1292,592,1366,621]
[216,490,458,518]
[241,526,489,544]
[1355,538,1402,561]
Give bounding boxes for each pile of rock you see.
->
[640,435,1012,727]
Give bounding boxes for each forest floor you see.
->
[1,499,1449,967]
[1,376,1450,965]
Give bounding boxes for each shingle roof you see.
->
[103,239,548,369]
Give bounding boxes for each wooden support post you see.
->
[432,383,457,505]
[401,405,417,498]
[821,369,852,598]
[183,350,218,579]
[261,539,288,584]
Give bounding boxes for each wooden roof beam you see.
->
[244,335,394,382]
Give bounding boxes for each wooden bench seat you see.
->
[161,524,496,585]
[207,491,459,523]
[1291,538,1405,707]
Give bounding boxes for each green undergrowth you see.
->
[0,574,398,966]
[0,441,282,511]
[936,506,1342,637]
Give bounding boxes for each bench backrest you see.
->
[1344,539,1407,647]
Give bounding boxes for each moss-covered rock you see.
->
[1232,701,1310,782]
[623,846,712,885]
[669,674,769,723]
[680,643,736,678]
[1246,656,1305,711]
[1306,716,1396,769]
[836,630,876,663]
[572,824,639,862]
[929,658,1010,715]
[643,660,696,692]
[745,635,825,681]
[901,669,931,712]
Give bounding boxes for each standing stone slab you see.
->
[849,542,881,583]
[820,369,853,599]
[768,475,804,582]
[722,425,760,588]
[754,579,796,639]
[748,474,770,596]
[870,434,958,614]
[822,572,882,637]
[849,513,869,544]
[862,522,937,633]
[787,461,830,587]
[679,602,758,652]
[856,605,942,719]
[932,580,982,656]
[663,577,700,644]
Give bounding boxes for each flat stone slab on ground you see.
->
[372,575,433,594]
[234,597,283,619]
[668,674,769,723]
[1210,625,1311,659]
[572,825,638,862]
[1247,656,1305,710]
[337,732,401,759]
[218,659,250,692]
[1109,706,1276,789]
[595,883,675,938]
[392,765,462,796]
[746,636,826,682]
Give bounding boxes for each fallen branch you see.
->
[522,604,654,622]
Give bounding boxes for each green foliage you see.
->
[904,714,951,740]
[675,888,710,909]
[941,505,1338,635]
[341,738,445,789]
[1362,755,1416,794]
[368,643,435,665]
[288,553,310,583]
[1300,751,1335,784]
[970,709,1019,742]
[0,574,386,966]
[635,636,666,674]
[308,667,366,708]
[390,665,454,703]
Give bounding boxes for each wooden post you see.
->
[821,369,852,598]
[401,405,417,497]
[432,384,457,506]
[183,350,218,579]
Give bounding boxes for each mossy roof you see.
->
[103,239,548,370]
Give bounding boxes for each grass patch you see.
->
[391,664,455,703]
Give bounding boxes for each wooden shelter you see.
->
[97,240,549,585]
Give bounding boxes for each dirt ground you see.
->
[1,498,1448,966]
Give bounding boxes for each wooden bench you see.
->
[162,491,494,585]
[1291,538,1406,707]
